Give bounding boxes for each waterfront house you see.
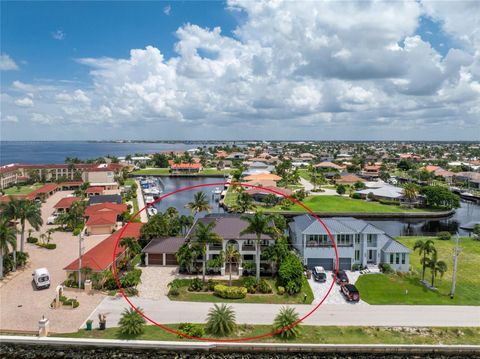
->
[169,161,203,174]
[289,215,410,272]
[84,202,127,235]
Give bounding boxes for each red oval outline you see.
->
[112,181,339,342]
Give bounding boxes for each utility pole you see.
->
[450,235,461,299]
[78,230,85,289]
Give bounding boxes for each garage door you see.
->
[148,254,163,265]
[338,257,352,271]
[165,254,177,266]
[89,225,112,235]
[307,258,333,271]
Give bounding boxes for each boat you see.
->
[145,195,155,204]
[147,207,158,216]
[212,187,222,195]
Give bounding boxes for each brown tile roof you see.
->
[142,237,185,254]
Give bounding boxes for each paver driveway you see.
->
[0,191,107,333]
[309,270,368,305]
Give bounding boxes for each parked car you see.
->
[312,266,327,282]
[46,213,58,225]
[340,283,360,302]
[332,270,349,284]
[32,268,50,290]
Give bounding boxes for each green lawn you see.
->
[3,183,43,195]
[356,236,480,305]
[298,169,311,181]
[170,277,313,305]
[268,195,430,213]
[57,325,480,344]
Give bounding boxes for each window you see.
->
[401,253,406,264]
[355,250,360,261]
[390,253,394,264]
[396,253,400,264]
[355,234,360,244]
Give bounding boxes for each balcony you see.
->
[242,244,255,251]
[208,244,223,251]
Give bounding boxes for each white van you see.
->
[32,268,50,290]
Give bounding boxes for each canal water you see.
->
[147,176,479,237]
[151,176,226,216]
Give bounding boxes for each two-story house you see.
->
[289,215,410,272]
[185,214,276,275]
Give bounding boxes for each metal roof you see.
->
[381,236,410,253]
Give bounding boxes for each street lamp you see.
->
[78,230,85,289]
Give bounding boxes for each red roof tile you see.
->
[84,203,127,217]
[63,223,143,272]
[53,196,82,209]
[86,186,104,193]
[86,211,117,226]
[26,184,58,200]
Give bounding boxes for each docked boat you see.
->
[145,195,155,204]
[212,187,222,195]
[147,207,158,216]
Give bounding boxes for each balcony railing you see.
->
[242,244,255,251]
[208,244,223,250]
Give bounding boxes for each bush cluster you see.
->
[214,284,247,299]
[278,253,304,295]
[177,323,205,338]
[242,276,257,294]
[258,279,272,294]
[27,237,38,244]
[36,243,56,250]
[59,295,80,308]
[277,286,285,295]
[188,277,204,292]
[379,262,394,274]
[437,231,452,240]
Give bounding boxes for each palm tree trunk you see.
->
[202,250,206,283]
[255,239,260,283]
[421,252,426,280]
[20,223,25,253]
[431,269,435,287]
[229,261,232,286]
[0,251,4,279]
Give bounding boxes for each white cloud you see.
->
[2,1,479,139]
[3,115,19,123]
[0,54,19,71]
[52,29,66,40]
[15,97,34,107]
[164,5,171,16]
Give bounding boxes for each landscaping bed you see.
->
[168,277,314,304]
[355,236,480,305]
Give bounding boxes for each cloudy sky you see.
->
[1,0,479,141]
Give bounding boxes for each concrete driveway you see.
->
[309,270,368,305]
[0,191,107,333]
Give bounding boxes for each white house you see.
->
[289,215,410,272]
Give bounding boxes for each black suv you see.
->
[332,270,349,284]
[312,266,327,282]
[340,283,360,302]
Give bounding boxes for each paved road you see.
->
[85,295,480,329]
[299,177,337,196]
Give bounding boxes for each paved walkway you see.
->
[135,180,148,223]
[86,296,480,329]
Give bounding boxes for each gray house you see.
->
[289,215,410,272]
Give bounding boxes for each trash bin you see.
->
[86,320,93,331]
[99,321,106,330]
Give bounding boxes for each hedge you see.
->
[214,284,247,299]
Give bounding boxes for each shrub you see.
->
[277,286,285,295]
[73,228,82,236]
[336,184,346,195]
[37,243,56,250]
[207,279,219,291]
[273,306,301,340]
[367,192,375,201]
[168,286,180,296]
[119,268,142,288]
[188,277,203,292]
[278,253,304,294]
[27,237,38,244]
[258,279,272,294]
[379,262,394,274]
[242,276,257,293]
[177,323,205,338]
[351,193,361,199]
[214,284,247,299]
[119,307,146,337]
[437,231,452,241]
[351,263,360,271]
[205,304,236,336]
[378,199,400,206]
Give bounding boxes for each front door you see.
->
[368,250,376,263]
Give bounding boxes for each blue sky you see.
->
[1,1,479,141]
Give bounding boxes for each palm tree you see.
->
[273,306,301,339]
[205,303,236,337]
[240,212,276,282]
[178,215,194,235]
[39,233,47,245]
[233,192,255,213]
[193,222,222,283]
[185,191,211,219]
[413,239,436,280]
[427,252,447,287]
[11,199,43,254]
[120,237,141,259]
[223,244,240,286]
[118,307,146,336]
[403,183,418,206]
[0,220,17,279]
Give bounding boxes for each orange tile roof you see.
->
[53,196,82,209]
[245,186,293,197]
[168,161,203,169]
[86,211,117,226]
[63,223,143,272]
[84,203,128,217]
[243,173,282,181]
[86,186,104,193]
[26,184,58,200]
